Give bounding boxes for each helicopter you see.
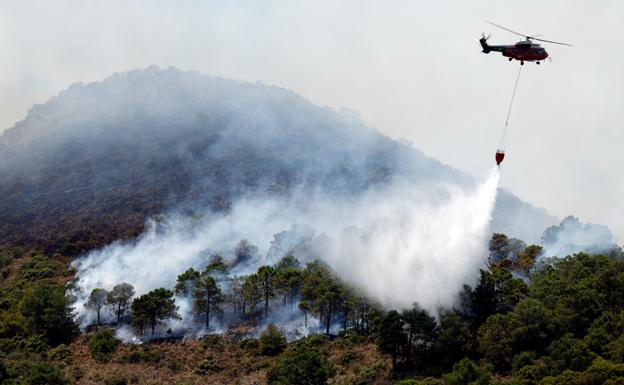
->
[480,21,572,65]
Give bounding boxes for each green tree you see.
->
[274,255,301,272]
[226,275,245,313]
[338,286,358,331]
[463,267,528,330]
[19,281,78,345]
[515,364,545,385]
[605,334,624,363]
[106,283,135,323]
[130,288,178,335]
[85,288,109,327]
[542,357,624,385]
[174,268,200,295]
[258,265,277,317]
[301,261,343,336]
[375,310,405,371]
[402,305,437,364]
[353,297,376,335]
[259,323,287,356]
[242,273,262,315]
[433,311,473,370]
[193,274,222,329]
[130,295,149,335]
[204,254,228,275]
[584,310,623,354]
[277,267,302,310]
[546,333,594,373]
[478,313,514,372]
[299,300,311,329]
[508,298,554,353]
[530,253,610,335]
[318,281,342,336]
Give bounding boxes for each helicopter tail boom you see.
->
[480,35,504,54]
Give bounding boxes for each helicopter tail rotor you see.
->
[480,33,492,53]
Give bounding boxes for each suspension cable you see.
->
[499,65,522,146]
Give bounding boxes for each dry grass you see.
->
[61,332,391,385]
[327,339,392,385]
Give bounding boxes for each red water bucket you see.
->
[495,150,505,165]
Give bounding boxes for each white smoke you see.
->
[540,216,620,258]
[72,167,500,329]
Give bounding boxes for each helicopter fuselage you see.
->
[480,38,548,62]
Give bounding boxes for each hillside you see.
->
[0,67,555,254]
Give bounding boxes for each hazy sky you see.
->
[1,0,622,242]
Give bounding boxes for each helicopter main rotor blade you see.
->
[486,21,573,46]
[486,21,528,38]
[531,37,574,46]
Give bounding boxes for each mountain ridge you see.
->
[0,67,556,253]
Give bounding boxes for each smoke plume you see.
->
[72,167,500,332]
[540,216,621,258]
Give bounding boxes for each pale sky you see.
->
[1,0,622,242]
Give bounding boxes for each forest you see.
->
[1,231,624,385]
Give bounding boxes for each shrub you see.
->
[361,362,385,382]
[202,334,224,350]
[333,330,361,348]
[141,346,164,363]
[88,329,120,362]
[195,358,222,375]
[0,251,13,269]
[259,324,287,356]
[21,335,49,353]
[418,378,445,385]
[268,345,335,385]
[123,347,143,363]
[239,337,260,353]
[18,256,59,280]
[105,376,128,385]
[70,366,84,381]
[296,334,327,349]
[339,350,360,366]
[48,343,72,364]
[167,358,185,372]
[24,363,69,385]
[224,367,238,377]
[396,378,445,385]
[441,358,491,385]
[121,345,163,363]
